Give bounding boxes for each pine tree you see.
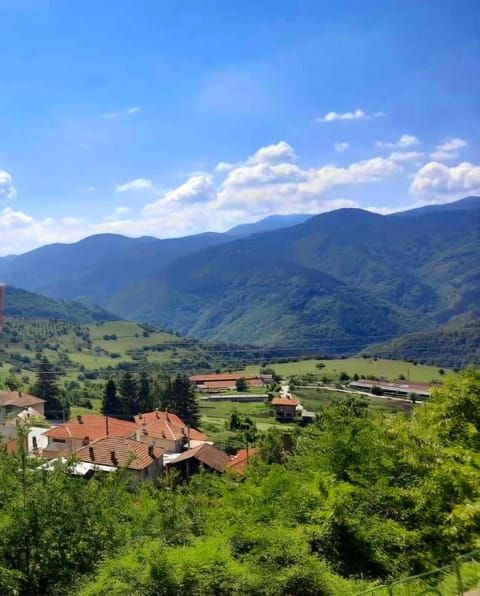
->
[137,372,153,413]
[101,379,123,417]
[118,371,138,416]
[32,356,68,420]
[162,374,200,428]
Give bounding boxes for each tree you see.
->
[235,377,248,392]
[101,380,122,417]
[118,371,138,416]
[32,357,68,420]
[162,375,200,428]
[137,372,154,413]
[339,371,350,382]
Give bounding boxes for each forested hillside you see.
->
[1,197,479,362]
[0,369,479,595]
[110,201,480,353]
[4,286,118,322]
[362,322,480,369]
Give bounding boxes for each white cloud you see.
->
[217,155,401,211]
[316,109,366,122]
[375,134,419,149]
[246,141,296,164]
[388,151,424,163]
[315,109,384,123]
[223,163,306,187]
[0,171,17,200]
[0,209,88,255]
[143,174,217,216]
[0,207,32,228]
[214,141,296,174]
[429,138,467,161]
[0,140,415,255]
[334,142,350,152]
[116,178,152,193]
[215,162,235,172]
[410,161,480,197]
[102,107,141,119]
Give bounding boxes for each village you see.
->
[0,370,436,485]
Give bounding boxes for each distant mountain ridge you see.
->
[0,196,479,355]
[226,214,312,236]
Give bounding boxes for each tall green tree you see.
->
[137,371,154,413]
[118,371,138,416]
[162,374,200,428]
[101,379,123,417]
[32,356,68,420]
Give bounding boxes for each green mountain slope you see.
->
[0,197,478,355]
[361,322,480,369]
[110,202,480,349]
[4,286,119,322]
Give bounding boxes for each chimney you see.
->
[148,445,155,459]
[156,411,160,419]
[111,450,118,465]
[18,391,22,398]
[77,415,83,424]
[282,433,293,454]
[89,446,94,461]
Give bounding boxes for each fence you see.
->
[355,550,480,596]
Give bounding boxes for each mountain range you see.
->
[1,197,479,356]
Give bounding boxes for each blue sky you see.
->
[0,0,479,254]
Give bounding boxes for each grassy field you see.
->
[242,357,451,384]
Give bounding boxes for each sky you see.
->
[0,0,479,255]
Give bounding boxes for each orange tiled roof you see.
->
[134,411,207,442]
[75,436,165,470]
[43,414,137,442]
[271,396,299,406]
[170,443,230,472]
[227,448,258,473]
[0,390,45,408]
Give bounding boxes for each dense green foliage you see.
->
[0,369,479,595]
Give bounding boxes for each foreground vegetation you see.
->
[0,368,479,594]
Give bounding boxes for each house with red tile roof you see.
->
[41,414,137,459]
[227,448,259,474]
[166,443,230,477]
[0,390,45,422]
[271,395,299,421]
[133,410,208,453]
[74,436,165,482]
